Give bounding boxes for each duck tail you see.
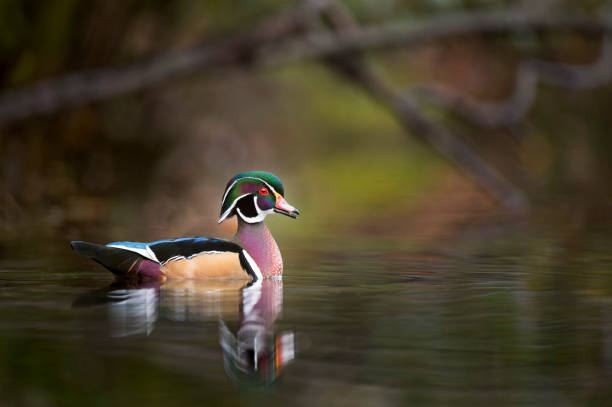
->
[70,241,104,258]
[70,241,163,281]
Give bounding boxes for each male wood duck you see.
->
[71,171,299,282]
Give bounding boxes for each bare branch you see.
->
[411,72,537,129]
[1,9,612,125]
[314,0,528,210]
[412,36,612,128]
[260,11,612,65]
[0,9,307,124]
[533,35,612,89]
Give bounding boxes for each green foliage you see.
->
[304,149,437,214]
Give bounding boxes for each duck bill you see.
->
[273,194,299,219]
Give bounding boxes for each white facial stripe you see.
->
[254,195,276,219]
[236,207,265,223]
[221,176,278,207]
[219,176,281,223]
[235,195,274,224]
[218,193,249,223]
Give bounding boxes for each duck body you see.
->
[71,171,298,281]
[71,236,261,281]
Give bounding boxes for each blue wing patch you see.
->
[106,240,158,262]
[107,237,244,265]
[107,241,149,249]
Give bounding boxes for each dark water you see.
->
[2,225,612,407]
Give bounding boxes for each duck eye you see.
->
[259,187,269,196]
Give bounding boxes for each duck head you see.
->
[218,171,299,224]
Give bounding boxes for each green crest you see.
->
[219,171,285,222]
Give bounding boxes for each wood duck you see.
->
[71,171,299,282]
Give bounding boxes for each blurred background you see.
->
[2,1,612,406]
[2,0,611,246]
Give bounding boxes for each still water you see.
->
[1,224,612,406]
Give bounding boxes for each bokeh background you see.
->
[2,0,612,247]
[3,1,612,406]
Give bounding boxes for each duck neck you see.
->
[234,218,283,278]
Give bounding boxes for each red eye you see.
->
[259,187,269,196]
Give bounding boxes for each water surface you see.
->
[1,224,612,406]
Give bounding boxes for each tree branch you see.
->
[411,35,612,128]
[1,9,612,125]
[260,11,612,64]
[313,0,528,210]
[0,9,308,124]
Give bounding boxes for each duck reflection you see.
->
[219,280,294,384]
[73,278,294,385]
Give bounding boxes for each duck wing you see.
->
[72,237,261,281]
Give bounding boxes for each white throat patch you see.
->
[219,176,279,224]
[236,196,273,224]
